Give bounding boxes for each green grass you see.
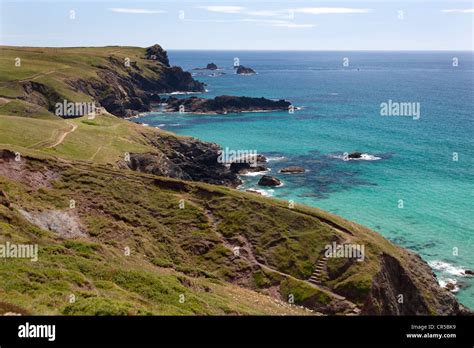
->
[0,113,154,163]
[0,115,64,148]
[0,100,53,118]
[0,167,310,315]
[0,45,165,107]
[280,277,332,307]
[0,149,418,315]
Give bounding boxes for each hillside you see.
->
[0,45,204,118]
[0,45,467,316]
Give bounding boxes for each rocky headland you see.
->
[15,44,206,118]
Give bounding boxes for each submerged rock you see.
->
[230,162,267,174]
[246,188,263,195]
[280,166,305,174]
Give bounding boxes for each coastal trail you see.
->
[185,198,360,314]
[17,67,71,83]
[46,121,78,148]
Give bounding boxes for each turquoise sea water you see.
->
[139,51,474,309]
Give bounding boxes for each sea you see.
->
[137,50,474,309]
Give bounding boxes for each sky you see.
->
[0,0,473,50]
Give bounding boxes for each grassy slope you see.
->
[0,113,155,162]
[0,45,165,118]
[0,147,380,315]
[0,116,408,315]
[0,45,158,89]
[0,143,314,315]
[0,46,453,316]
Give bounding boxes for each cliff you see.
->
[0,45,205,118]
[125,131,241,187]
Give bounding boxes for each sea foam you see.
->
[428,260,466,277]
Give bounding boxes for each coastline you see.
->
[130,109,472,308]
[1,44,470,314]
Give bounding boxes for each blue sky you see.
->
[0,0,472,50]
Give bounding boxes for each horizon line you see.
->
[167,48,474,52]
[0,45,472,52]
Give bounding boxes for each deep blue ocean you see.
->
[138,51,474,309]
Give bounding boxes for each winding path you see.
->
[184,200,360,314]
[47,121,77,148]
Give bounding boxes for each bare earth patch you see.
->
[17,208,88,238]
[0,97,11,106]
[0,150,58,189]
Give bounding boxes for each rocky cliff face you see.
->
[362,252,468,315]
[145,44,170,66]
[66,49,204,117]
[126,132,241,187]
[18,45,205,118]
[14,45,289,118]
[21,81,64,113]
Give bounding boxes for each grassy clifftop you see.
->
[0,45,204,118]
[0,46,466,315]
[0,145,464,315]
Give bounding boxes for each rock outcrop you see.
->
[361,253,468,315]
[258,175,281,187]
[19,45,205,118]
[348,152,362,159]
[194,63,218,70]
[20,81,64,113]
[229,154,268,174]
[126,133,241,188]
[145,44,170,66]
[236,65,256,75]
[163,95,291,114]
[17,209,87,238]
[206,63,218,70]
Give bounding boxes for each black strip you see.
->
[0,316,472,346]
